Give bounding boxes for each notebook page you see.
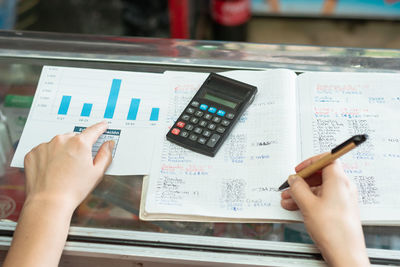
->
[144,69,301,221]
[298,72,400,224]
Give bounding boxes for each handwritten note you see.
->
[298,72,400,224]
[144,70,301,221]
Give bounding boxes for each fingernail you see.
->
[288,175,298,186]
[108,140,115,151]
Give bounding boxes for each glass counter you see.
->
[0,30,399,266]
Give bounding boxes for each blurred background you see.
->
[0,0,400,48]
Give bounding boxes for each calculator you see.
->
[166,73,257,157]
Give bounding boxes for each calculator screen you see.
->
[203,92,238,109]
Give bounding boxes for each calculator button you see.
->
[221,120,230,127]
[186,107,195,114]
[226,113,235,119]
[189,134,198,141]
[216,126,226,134]
[199,120,208,127]
[195,111,204,117]
[208,123,216,130]
[191,101,200,107]
[202,130,212,137]
[185,124,194,131]
[180,131,189,138]
[198,137,207,145]
[208,107,217,113]
[199,104,208,110]
[217,110,226,117]
[182,114,190,121]
[203,114,212,120]
[212,117,221,123]
[171,128,180,135]
[190,117,199,124]
[206,134,221,148]
[176,121,185,128]
[194,127,203,134]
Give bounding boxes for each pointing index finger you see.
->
[80,121,108,146]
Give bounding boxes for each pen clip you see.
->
[331,134,368,154]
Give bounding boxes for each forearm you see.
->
[4,197,75,267]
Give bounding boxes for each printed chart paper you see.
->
[11,66,171,175]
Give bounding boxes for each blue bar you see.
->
[127,98,140,120]
[80,103,93,117]
[150,108,160,121]
[104,79,121,119]
[58,95,71,115]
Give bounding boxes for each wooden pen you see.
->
[278,134,368,191]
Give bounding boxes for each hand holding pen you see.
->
[280,135,370,266]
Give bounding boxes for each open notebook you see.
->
[140,69,400,225]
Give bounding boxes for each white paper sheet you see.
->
[11,66,171,175]
[144,69,301,220]
[298,72,400,224]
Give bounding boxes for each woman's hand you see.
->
[281,154,370,266]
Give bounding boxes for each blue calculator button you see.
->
[216,110,226,116]
[208,107,217,113]
[199,104,208,110]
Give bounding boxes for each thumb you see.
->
[288,175,316,214]
[93,140,114,173]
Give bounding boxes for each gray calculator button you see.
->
[195,111,204,117]
[216,126,225,134]
[221,120,230,127]
[198,137,207,145]
[212,117,221,123]
[194,127,202,134]
[189,134,198,141]
[199,120,207,127]
[203,114,212,120]
[206,134,221,148]
[208,123,216,130]
[226,113,235,119]
[191,101,200,107]
[182,114,190,121]
[190,117,199,124]
[186,107,195,114]
[185,124,194,131]
[202,130,211,137]
[180,131,189,138]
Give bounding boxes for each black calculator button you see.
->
[202,130,212,137]
[199,120,208,127]
[221,120,230,127]
[176,121,185,128]
[206,134,221,148]
[212,117,221,123]
[171,128,180,135]
[180,131,189,138]
[185,124,194,131]
[191,101,200,107]
[199,104,208,110]
[194,127,202,134]
[208,107,217,113]
[226,113,235,119]
[189,134,198,141]
[216,126,226,134]
[186,107,195,114]
[198,137,207,145]
[208,123,216,130]
[203,114,212,120]
[195,111,204,117]
[216,110,226,117]
[182,114,190,121]
[190,117,199,124]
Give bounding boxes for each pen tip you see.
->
[278,181,290,191]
